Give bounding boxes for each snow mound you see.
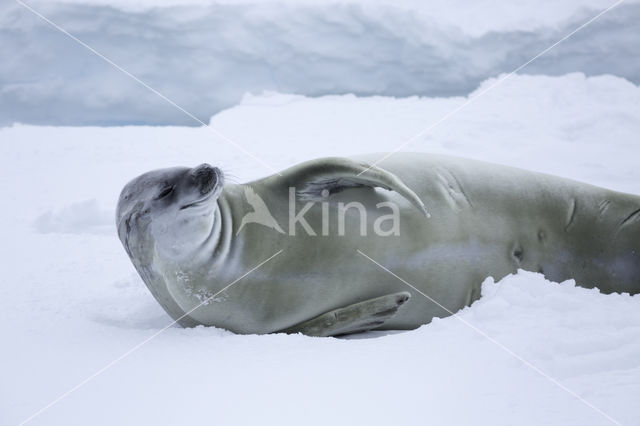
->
[469,272,640,379]
[2,0,640,125]
[33,199,113,235]
[214,73,640,193]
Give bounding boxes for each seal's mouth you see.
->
[180,164,224,210]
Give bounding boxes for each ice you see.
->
[2,0,640,125]
[2,72,640,425]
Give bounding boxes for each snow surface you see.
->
[2,73,640,425]
[2,0,640,125]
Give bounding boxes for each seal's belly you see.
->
[197,197,522,333]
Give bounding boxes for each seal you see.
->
[116,154,640,336]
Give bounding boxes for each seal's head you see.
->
[116,164,224,262]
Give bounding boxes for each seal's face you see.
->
[116,164,224,261]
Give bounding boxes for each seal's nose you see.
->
[191,163,219,195]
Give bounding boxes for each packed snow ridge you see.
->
[2,0,640,126]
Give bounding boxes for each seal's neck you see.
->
[184,193,233,267]
[153,191,233,270]
[208,192,234,263]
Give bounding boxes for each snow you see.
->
[2,72,640,425]
[2,0,640,125]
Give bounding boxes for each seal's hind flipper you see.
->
[282,157,429,217]
[279,291,411,337]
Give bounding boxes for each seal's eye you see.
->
[156,186,174,200]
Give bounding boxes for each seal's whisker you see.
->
[220,168,240,183]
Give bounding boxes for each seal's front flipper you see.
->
[280,291,411,337]
[283,157,429,217]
